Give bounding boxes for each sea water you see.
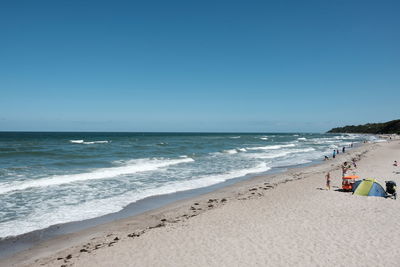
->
[0,132,367,238]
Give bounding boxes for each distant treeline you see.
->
[327,119,400,134]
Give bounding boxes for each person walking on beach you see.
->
[325,172,331,190]
[333,150,336,158]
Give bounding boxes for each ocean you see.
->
[0,132,368,238]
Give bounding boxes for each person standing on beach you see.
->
[341,162,350,177]
[325,172,331,190]
[333,150,336,158]
[342,147,345,153]
[352,158,357,168]
[337,149,339,155]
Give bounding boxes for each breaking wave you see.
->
[246,144,296,150]
[70,140,109,144]
[0,157,194,195]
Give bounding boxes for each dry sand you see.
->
[2,139,400,267]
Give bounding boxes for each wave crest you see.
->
[246,144,296,150]
[0,157,194,195]
[70,140,109,144]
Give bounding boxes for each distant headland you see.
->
[327,119,400,134]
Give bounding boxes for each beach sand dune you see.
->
[3,141,400,266]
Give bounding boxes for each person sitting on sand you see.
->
[324,156,329,161]
[325,172,331,190]
[394,160,398,166]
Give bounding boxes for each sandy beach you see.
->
[2,139,400,267]
[2,0,399,266]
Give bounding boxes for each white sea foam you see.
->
[0,163,270,238]
[372,139,387,143]
[260,137,268,140]
[269,148,325,168]
[333,134,361,140]
[229,136,241,139]
[246,147,315,159]
[157,142,168,146]
[252,151,292,159]
[312,139,337,144]
[246,144,296,150]
[297,137,307,141]
[70,140,109,144]
[0,157,194,195]
[223,149,238,154]
[85,141,109,144]
[339,142,353,147]
[70,140,84,143]
[222,148,247,154]
[292,148,315,153]
[366,136,387,143]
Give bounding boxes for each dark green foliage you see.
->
[327,120,400,134]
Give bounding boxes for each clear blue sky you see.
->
[1,0,399,132]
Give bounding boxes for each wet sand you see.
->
[2,138,400,266]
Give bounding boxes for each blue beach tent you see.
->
[353,178,387,197]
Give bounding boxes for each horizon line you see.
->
[0,130,326,134]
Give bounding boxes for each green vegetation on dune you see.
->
[327,119,400,134]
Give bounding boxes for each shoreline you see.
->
[0,140,382,266]
[0,165,289,259]
[0,150,321,259]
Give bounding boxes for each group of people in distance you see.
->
[323,142,358,191]
[325,159,358,190]
[323,143,353,161]
[326,159,398,190]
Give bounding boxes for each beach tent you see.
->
[353,178,387,197]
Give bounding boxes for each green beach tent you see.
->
[353,178,387,197]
